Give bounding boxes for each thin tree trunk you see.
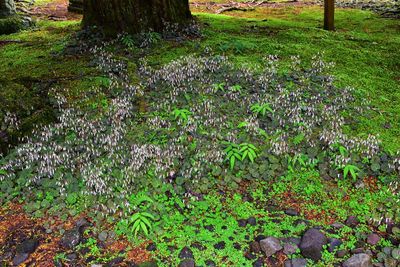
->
[324,0,335,30]
[83,0,192,36]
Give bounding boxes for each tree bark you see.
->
[0,0,16,18]
[324,0,335,30]
[83,0,192,36]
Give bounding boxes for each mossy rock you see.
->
[0,15,33,35]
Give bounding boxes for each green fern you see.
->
[251,103,274,116]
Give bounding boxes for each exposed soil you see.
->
[29,0,82,21]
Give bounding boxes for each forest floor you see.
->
[0,0,400,266]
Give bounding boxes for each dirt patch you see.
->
[190,0,319,14]
[29,0,82,21]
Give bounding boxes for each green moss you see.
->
[0,15,30,35]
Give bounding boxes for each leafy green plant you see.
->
[116,192,156,239]
[213,82,225,92]
[229,84,242,93]
[293,133,305,146]
[172,108,191,123]
[224,142,258,170]
[339,164,360,180]
[287,154,315,172]
[250,103,273,116]
[120,34,135,49]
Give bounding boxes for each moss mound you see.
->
[0,15,33,35]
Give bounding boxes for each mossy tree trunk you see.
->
[0,0,16,18]
[83,0,192,36]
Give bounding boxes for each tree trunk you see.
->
[0,0,16,18]
[68,0,84,13]
[83,0,192,36]
[324,0,335,30]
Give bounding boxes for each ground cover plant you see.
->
[0,0,399,266]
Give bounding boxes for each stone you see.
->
[106,257,124,267]
[330,222,344,229]
[178,247,194,259]
[285,208,299,216]
[214,241,225,250]
[376,252,386,262]
[12,253,29,266]
[238,219,247,227]
[0,0,16,18]
[383,257,397,267]
[16,239,39,254]
[299,228,327,261]
[284,258,307,267]
[283,242,298,255]
[366,233,380,245]
[337,249,348,258]
[282,237,301,246]
[66,253,78,261]
[383,247,392,255]
[345,216,360,227]
[98,231,108,242]
[392,248,400,260]
[205,259,216,267]
[146,243,157,251]
[60,229,81,249]
[253,257,264,267]
[259,237,282,257]
[178,259,195,267]
[249,241,261,253]
[247,217,257,226]
[352,248,365,254]
[327,238,342,253]
[342,253,372,267]
[255,235,266,242]
[76,218,90,229]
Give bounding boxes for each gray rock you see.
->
[249,241,261,253]
[383,257,397,267]
[284,258,307,267]
[299,228,327,261]
[259,237,282,257]
[337,249,348,258]
[16,239,39,254]
[392,248,400,260]
[178,246,194,259]
[352,248,365,254]
[345,216,360,227]
[98,231,108,242]
[285,208,299,216]
[60,229,81,249]
[76,217,90,228]
[331,222,345,229]
[283,242,298,255]
[178,259,195,267]
[382,247,392,255]
[205,259,216,267]
[328,238,342,253]
[366,233,380,245]
[0,0,16,18]
[12,253,29,266]
[342,253,372,267]
[376,252,386,262]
